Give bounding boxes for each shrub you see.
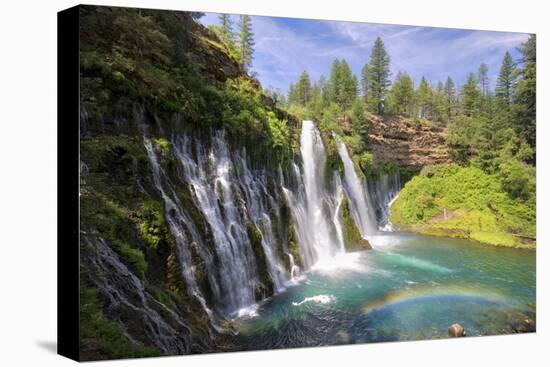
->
[358,151,374,176]
[391,164,535,238]
[139,201,168,251]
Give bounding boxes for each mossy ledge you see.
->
[340,196,372,251]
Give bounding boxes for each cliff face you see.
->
[78,6,256,360]
[78,5,308,360]
[366,115,450,170]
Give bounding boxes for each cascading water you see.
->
[283,121,345,270]
[142,120,401,321]
[81,235,194,354]
[171,133,261,317]
[366,172,401,231]
[235,151,288,291]
[143,136,220,324]
[336,138,378,237]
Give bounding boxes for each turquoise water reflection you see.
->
[236,232,535,349]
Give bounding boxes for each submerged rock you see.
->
[448,323,466,337]
[511,318,536,333]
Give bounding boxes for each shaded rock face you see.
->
[366,115,450,170]
[80,235,198,356]
[191,25,243,83]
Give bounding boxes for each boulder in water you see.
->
[448,323,466,337]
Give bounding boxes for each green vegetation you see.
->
[77,5,536,358]
[365,37,392,114]
[153,137,170,156]
[138,200,169,251]
[220,77,297,165]
[391,164,535,247]
[287,223,302,269]
[208,13,255,71]
[237,15,255,72]
[81,6,297,168]
[81,193,148,277]
[247,223,274,297]
[80,283,160,360]
[340,196,371,251]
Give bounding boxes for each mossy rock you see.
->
[79,281,161,360]
[340,196,372,251]
[80,193,148,278]
[287,221,303,268]
[246,222,274,299]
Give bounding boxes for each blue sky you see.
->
[200,13,529,95]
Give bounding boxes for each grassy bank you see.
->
[391,164,535,248]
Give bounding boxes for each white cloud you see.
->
[200,12,529,92]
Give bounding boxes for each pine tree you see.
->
[296,70,312,106]
[328,58,341,104]
[513,35,536,151]
[360,63,369,101]
[443,76,457,121]
[434,80,446,123]
[367,37,391,114]
[339,59,358,108]
[462,72,481,117]
[319,75,331,107]
[478,63,490,97]
[309,80,325,119]
[388,71,414,116]
[351,98,369,139]
[496,51,516,105]
[218,14,235,49]
[288,83,298,106]
[417,77,432,119]
[237,15,254,71]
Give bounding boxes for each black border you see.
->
[57,4,81,362]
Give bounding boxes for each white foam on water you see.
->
[292,295,336,306]
[310,251,369,275]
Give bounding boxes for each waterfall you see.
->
[143,136,220,325]
[140,119,401,321]
[81,235,193,354]
[336,138,378,237]
[235,151,288,291]
[171,133,261,317]
[287,253,300,279]
[283,121,345,270]
[366,172,401,231]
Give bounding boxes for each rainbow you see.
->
[362,284,510,314]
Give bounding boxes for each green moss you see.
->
[153,137,171,156]
[80,135,153,207]
[118,243,147,276]
[81,193,147,278]
[174,184,209,239]
[246,222,274,298]
[269,207,291,273]
[287,221,302,268]
[340,196,371,251]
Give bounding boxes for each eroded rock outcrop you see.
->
[366,115,450,170]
